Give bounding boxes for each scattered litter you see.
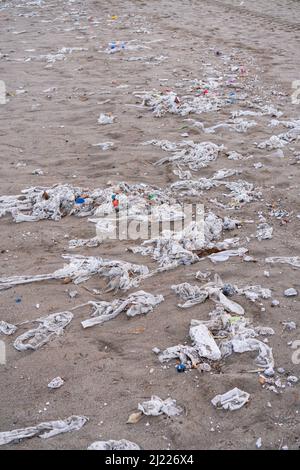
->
[256,437,262,449]
[92,142,114,150]
[0,321,17,336]
[81,291,164,328]
[13,311,73,351]
[176,363,186,373]
[282,321,297,331]
[139,88,227,118]
[88,439,140,450]
[48,377,64,389]
[152,347,161,354]
[138,396,183,417]
[32,169,44,176]
[211,388,250,411]
[284,288,298,297]
[266,257,300,269]
[208,247,248,263]
[0,416,88,446]
[153,141,224,171]
[171,274,245,314]
[287,376,298,383]
[0,255,149,292]
[68,290,78,299]
[189,324,221,360]
[98,113,115,125]
[256,223,273,241]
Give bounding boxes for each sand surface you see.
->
[0,0,300,450]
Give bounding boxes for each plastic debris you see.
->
[0,416,88,446]
[131,212,240,270]
[13,311,73,352]
[138,396,183,417]
[0,184,96,222]
[0,320,17,336]
[256,223,273,241]
[139,90,226,118]
[32,168,44,175]
[153,141,224,171]
[81,291,164,328]
[88,439,140,450]
[284,288,298,297]
[221,335,274,369]
[171,274,245,315]
[189,324,221,360]
[176,363,186,373]
[0,254,149,292]
[48,377,64,389]
[198,306,274,368]
[68,237,100,249]
[92,142,114,151]
[265,256,300,269]
[256,437,262,449]
[211,387,250,411]
[282,321,297,331]
[287,376,298,383]
[98,113,115,125]
[0,182,177,224]
[208,247,248,263]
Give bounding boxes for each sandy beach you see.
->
[0,0,300,450]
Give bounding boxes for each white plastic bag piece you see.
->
[0,255,149,292]
[265,257,300,269]
[208,248,248,263]
[0,321,17,335]
[92,142,114,150]
[48,377,64,389]
[154,141,224,170]
[98,113,115,125]
[256,223,273,241]
[172,275,245,315]
[88,439,140,450]
[189,324,221,360]
[81,291,164,328]
[138,396,183,417]
[211,388,250,411]
[13,311,73,351]
[0,416,88,446]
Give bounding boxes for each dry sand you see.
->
[0,0,300,450]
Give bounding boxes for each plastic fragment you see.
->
[48,377,64,389]
[0,416,88,446]
[88,439,140,450]
[211,387,250,411]
[138,396,183,417]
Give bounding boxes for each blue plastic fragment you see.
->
[75,197,85,204]
[176,363,186,373]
